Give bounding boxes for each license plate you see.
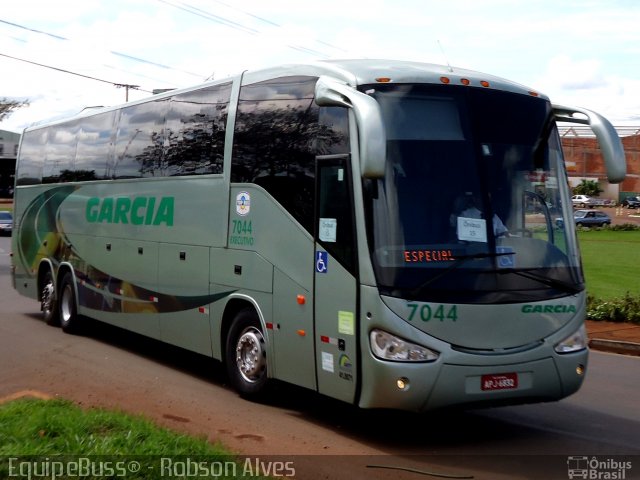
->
[481,373,518,391]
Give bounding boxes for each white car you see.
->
[571,195,593,208]
[0,211,12,235]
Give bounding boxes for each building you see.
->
[0,129,20,197]
[561,127,640,199]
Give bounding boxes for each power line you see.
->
[207,0,347,53]
[0,18,203,79]
[0,52,151,95]
[156,0,259,35]
[155,0,338,58]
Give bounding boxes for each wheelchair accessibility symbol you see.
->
[496,246,515,268]
[316,251,328,273]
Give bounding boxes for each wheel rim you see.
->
[235,327,266,383]
[60,284,73,324]
[41,277,55,317]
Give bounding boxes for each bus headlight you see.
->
[370,329,439,362]
[554,324,588,354]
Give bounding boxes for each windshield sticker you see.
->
[338,311,354,335]
[235,191,251,216]
[321,351,334,373]
[404,249,455,263]
[457,216,487,242]
[319,218,337,242]
[496,246,515,268]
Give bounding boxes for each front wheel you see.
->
[225,308,269,398]
[58,272,80,334]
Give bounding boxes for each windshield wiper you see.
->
[497,268,582,295]
[410,251,514,297]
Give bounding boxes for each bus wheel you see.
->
[41,270,59,326]
[225,309,268,397]
[58,272,79,334]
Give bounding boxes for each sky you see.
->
[1,0,640,133]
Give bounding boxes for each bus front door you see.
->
[314,155,358,403]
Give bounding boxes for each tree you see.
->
[573,179,603,197]
[0,97,29,122]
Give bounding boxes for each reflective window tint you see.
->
[43,121,80,183]
[165,83,230,176]
[112,99,169,178]
[318,107,349,155]
[16,129,46,185]
[75,111,116,180]
[232,76,349,234]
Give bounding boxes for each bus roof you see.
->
[23,59,548,132]
[243,59,547,98]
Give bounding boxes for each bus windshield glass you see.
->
[363,83,582,304]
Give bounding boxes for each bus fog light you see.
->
[576,364,585,376]
[370,329,439,362]
[554,325,588,354]
[396,377,410,391]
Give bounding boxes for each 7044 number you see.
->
[232,219,252,235]
[407,303,458,322]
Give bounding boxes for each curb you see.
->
[589,339,640,357]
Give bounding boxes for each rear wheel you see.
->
[58,272,80,334]
[41,270,59,326]
[225,308,269,397]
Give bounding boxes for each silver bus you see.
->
[11,60,626,411]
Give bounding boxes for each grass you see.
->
[0,398,269,479]
[578,229,640,299]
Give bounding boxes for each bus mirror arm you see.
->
[553,104,627,183]
[315,76,386,178]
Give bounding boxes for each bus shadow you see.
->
[51,315,229,388]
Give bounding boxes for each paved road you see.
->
[1,235,639,479]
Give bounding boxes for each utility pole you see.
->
[115,83,140,101]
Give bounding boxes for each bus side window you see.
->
[232,76,319,234]
[112,99,169,179]
[43,121,79,183]
[16,129,46,185]
[166,83,231,176]
[76,111,116,181]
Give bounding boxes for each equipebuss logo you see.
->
[86,196,174,226]
[522,304,577,314]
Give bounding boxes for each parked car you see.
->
[571,195,593,208]
[0,211,12,235]
[556,209,611,228]
[621,195,640,209]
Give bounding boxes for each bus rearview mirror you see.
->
[553,104,626,184]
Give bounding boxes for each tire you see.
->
[58,272,80,334]
[41,270,59,326]
[225,308,269,397]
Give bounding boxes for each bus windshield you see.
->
[363,83,583,304]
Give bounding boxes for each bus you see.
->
[11,60,626,411]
